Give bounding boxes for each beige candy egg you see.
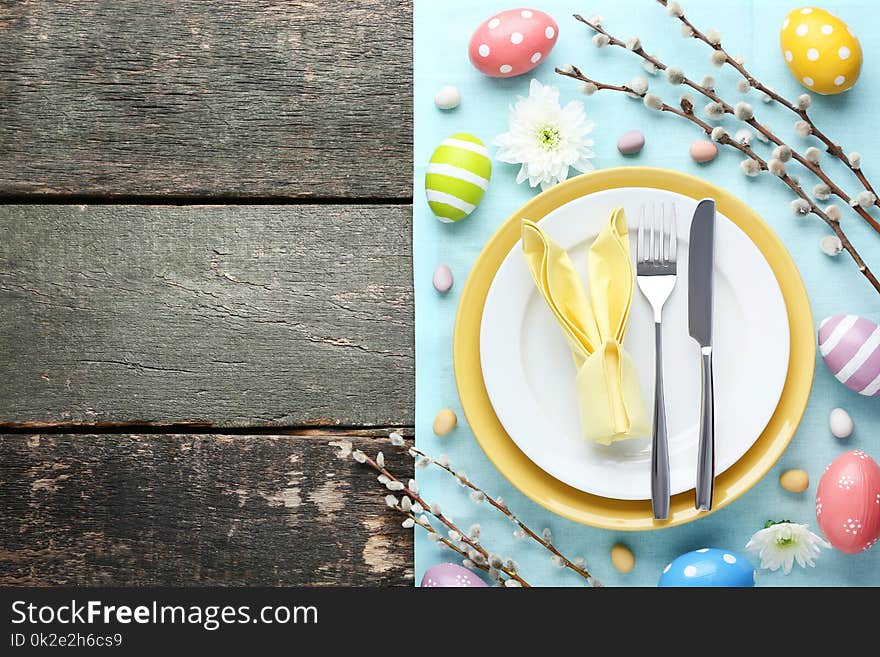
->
[432,408,457,436]
[610,544,635,573]
[780,469,810,493]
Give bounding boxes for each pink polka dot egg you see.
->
[816,450,880,554]
[420,562,487,587]
[818,314,880,396]
[469,8,558,78]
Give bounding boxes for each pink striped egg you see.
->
[468,8,558,78]
[816,450,880,553]
[818,314,880,396]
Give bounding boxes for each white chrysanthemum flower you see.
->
[494,80,596,192]
[745,521,830,574]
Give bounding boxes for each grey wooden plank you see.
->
[0,204,413,427]
[0,432,414,586]
[0,0,412,198]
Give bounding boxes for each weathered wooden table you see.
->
[0,0,414,586]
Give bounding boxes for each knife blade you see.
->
[688,198,716,512]
[688,199,715,347]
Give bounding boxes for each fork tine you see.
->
[660,205,668,263]
[638,205,645,263]
[670,204,678,263]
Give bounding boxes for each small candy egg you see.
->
[433,408,457,436]
[818,315,880,396]
[816,450,880,553]
[432,264,454,293]
[829,407,854,438]
[780,469,810,493]
[617,130,645,156]
[434,86,461,110]
[690,140,718,163]
[469,8,558,78]
[425,133,491,223]
[780,7,862,95]
[659,548,755,587]
[421,563,487,587]
[610,544,635,573]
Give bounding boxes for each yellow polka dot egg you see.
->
[780,7,862,95]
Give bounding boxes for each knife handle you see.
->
[695,348,715,511]
[651,321,670,521]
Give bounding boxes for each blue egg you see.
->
[658,548,756,587]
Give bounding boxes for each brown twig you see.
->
[574,13,880,235]
[394,506,513,585]
[334,442,531,587]
[556,65,880,294]
[406,444,601,587]
[657,0,880,218]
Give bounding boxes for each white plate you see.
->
[480,188,790,500]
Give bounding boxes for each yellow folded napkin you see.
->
[521,208,649,445]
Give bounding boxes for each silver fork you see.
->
[636,204,678,521]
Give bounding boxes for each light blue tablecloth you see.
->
[414,0,880,586]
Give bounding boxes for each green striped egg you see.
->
[425,133,491,223]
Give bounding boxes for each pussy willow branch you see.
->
[336,443,531,587]
[406,444,601,587]
[556,65,880,294]
[394,504,514,585]
[574,14,880,235]
[657,0,880,214]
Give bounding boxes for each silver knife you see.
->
[688,199,716,512]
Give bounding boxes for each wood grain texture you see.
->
[0,432,414,586]
[0,0,412,198]
[0,204,413,427]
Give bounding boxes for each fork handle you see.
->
[695,348,715,511]
[651,321,670,520]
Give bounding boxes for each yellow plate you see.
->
[453,167,815,530]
